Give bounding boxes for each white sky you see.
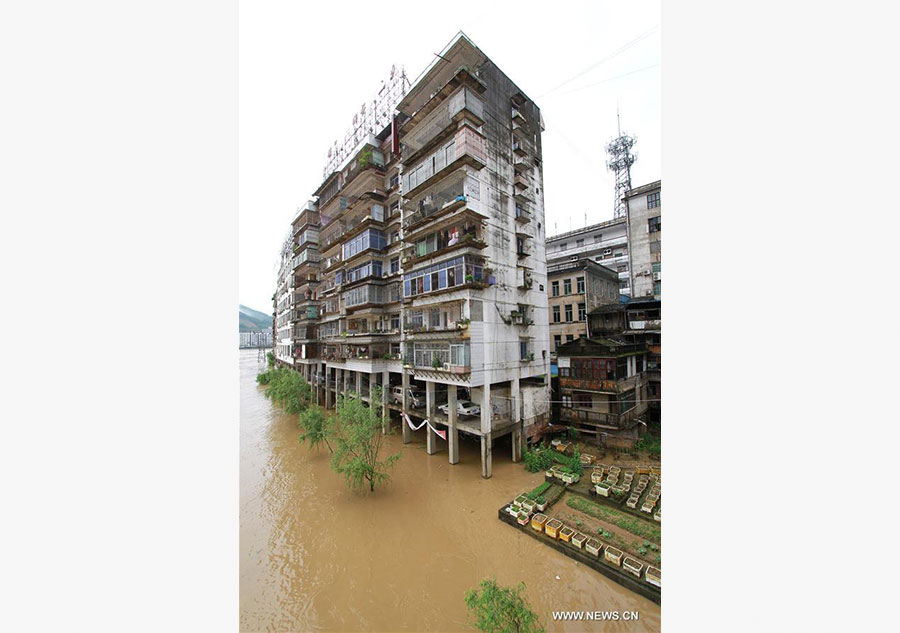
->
[239,1,660,313]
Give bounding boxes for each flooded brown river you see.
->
[240,349,661,632]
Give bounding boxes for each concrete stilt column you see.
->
[381,370,390,434]
[356,371,362,400]
[480,383,492,478]
[401,371,411,444]
[337,368,344,402]
[448,385,459,464]
[480,433,493,479]
[512,423,523,462]
[426,381,438,455]
[511,377,522,462]
[325,366,332,409]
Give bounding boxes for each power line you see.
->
[537,25,659,99]
[549,64,660,99]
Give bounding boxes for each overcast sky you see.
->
[239,1,660,313]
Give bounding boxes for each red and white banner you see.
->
[404,413,447,440]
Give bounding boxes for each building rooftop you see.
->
[546,216,625,243]
[623,180,661,199]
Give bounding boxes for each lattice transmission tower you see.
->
[606,110,637,219]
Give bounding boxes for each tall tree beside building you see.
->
[330,387,400,493]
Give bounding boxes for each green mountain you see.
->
[239,304,273,332]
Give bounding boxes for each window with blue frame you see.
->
[402,256,483,297]
[346,260,382,284]
[342,229,387,260]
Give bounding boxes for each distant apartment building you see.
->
[273,33,550,478]
[547,258,619,358]
[625,181,661,300]
[240,331,272,348]
[274,249,294,364]
[546,217,631,297]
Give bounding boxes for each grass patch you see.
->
[567,496,661,543]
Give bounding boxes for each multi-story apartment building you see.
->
[274,33,550,478]
[274,241,294,365]
[547,258,619,357]
[625,180,661,300]
[546,218,631,297]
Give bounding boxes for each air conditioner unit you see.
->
[443,362,451,371]
[653,272,661,281]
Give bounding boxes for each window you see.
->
[346,260,382,283]
[390,257,399,274]
[403,255,482,297]
[654,281,661,296]
[551,281,559,297]
[648,216,661,233]
[576,239,584,248]
[566,334,574,343]
[563,279,572,295]
[390,201,400,216]
[565,304,573,322]
[594,235,603,243]
[578,302,586,321]
[652,262,661,273]
[576,276,585,293]
[553,334,561,350]
[552,305,561,323]
[390,231,400,244]
[391,314,400,330]
[342,229,386,260]
[390,174,400,188]
[561,395,573,408]
[647,191,661,208]
[619,279,630,289]
[559,242,567,251]
[520,341,529,360]
[617,264,628,273]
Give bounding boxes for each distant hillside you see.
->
[239,304,273,332]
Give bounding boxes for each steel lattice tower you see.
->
[606,111,636,219]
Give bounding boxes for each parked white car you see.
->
[439,400,481,416]
[390,386,425,408]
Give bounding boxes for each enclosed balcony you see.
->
[403,171,486,238]
[402,86,485,159]
[403,219,486,267]
[402,125,486,199]
[402,255,486,300]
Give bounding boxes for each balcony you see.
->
[511,107,526,125]
[514,204,531,224]
[512,139,528,157]
[402,126,487,199]
[559,405,644,430]
[514,173,529,190]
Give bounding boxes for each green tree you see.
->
[298,407,332,452]
[464,578,544,633]
[329,387,400,492]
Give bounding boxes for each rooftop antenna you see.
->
[606,105,637,219]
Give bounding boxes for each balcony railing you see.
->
[559,406,643,429]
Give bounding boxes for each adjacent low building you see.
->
[625,181,661,300]
[546,217,631,297]
[547,258,619,358]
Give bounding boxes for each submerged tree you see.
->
[329,387,400,493]
[298,406,332,452]
[258,368,312,415]
[464,578,545,633]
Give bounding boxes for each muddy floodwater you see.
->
[240,349,661,632]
